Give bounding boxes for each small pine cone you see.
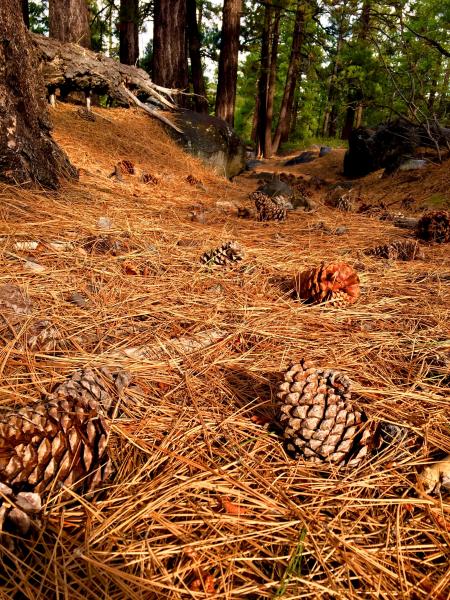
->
[237,206,252,219]
[0,284,32,326]
[295,262,360,307]
[26,320,62,352]
[200,241,245,267]
[117,160,135,175]
[141,173,159,185]
[76,107,96,122]
[365,240,424,261]
[251,192,287,222]
[416,210,450,243]
[335,193,354,212]
[0,369,131,505]
[186,174,202,186]
[81,235,128,256]
[277,360,372,467]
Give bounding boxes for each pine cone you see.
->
[416,210,450,243]
[0,284,32,326]
[365,240,424,260]
[81,235,128,256]
[25,320,63,352]
[117,160,135,175]
[277,360,372,467]
[251,192,287,222]
[0,369,131,504]
[295,262,360,307]
[76,107,95,122]
[335,193,354,212]
[0,483,41,536]
[200,241,245,267]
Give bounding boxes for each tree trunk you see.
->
[272,1,305,154]
[437,61,450,117]
[324,26,344,137]
[215,0,242,126]
[341,0,370,139]
[48,0,91,49]
[264,7,281,158]
[0,0,76,188]
[153,0,189,92]
[21,0,29,28]
[119,0,139,66]
[255,3,272,157]
[290,87,300,135]
[187,0,208,113]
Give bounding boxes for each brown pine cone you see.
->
[251,192,287,222]
[365,239,424,260]
[277,360,372,467]
[200,241,245,267]
[416,210,450,243]
[295,262,360,307]
[0,368,131,502]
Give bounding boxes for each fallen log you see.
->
[393,216,420,229]
[32,34,181,132]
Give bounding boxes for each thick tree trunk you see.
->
[21,0,29,28]
[215,0,242,126]
[153,0,189,92]
[272,1,305,154]
[0,0,76,188]
[119,0,139,66]
[187,0,209,113]
[264,7,281,158]
[48,0,91,49]
[255,3,272,157]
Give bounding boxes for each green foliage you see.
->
[29,0,48,35]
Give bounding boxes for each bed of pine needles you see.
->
[0,104,449,599]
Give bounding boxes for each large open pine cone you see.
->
[365,239,424,260]
[277,360,372,467]
[251,191,287,222]
[295,262,360,307]
[200,241,245,267]
[0,369,131,508]
[416,210,450,243]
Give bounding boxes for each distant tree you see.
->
[48,0,91,48]
[153,0,189,91]
[187,0,209,113]
[215,0,242,125]
[119,0,139,65]
[0,0,75,187]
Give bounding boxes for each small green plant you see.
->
[274,527,307,598]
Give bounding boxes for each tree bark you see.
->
[272,1,305,154]
[341,0,371,139]
[255,3,272,157]
[0,0,76,188]
[21,0,29,28]
[187,0,208,113]
[215,0,242,126]
[119,0,139,66]
[48,0,91,49]
[264,7,281,158]
[153,0,189,92]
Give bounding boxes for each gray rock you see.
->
[257,178,293,198]
[319,146,332,157]
[398,159,427,171]
[170,109,246,179]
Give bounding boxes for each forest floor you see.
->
[0,104,449,599]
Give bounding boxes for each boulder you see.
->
[170,109,246,179]
[284,151,318,166]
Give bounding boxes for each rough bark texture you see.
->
[215,0,242,126]
[187,0,209,113]
[264,8,281,158]
[119,0,139,66]
[255,3,272,157]
[153,0,189,91]
[272,1,305,153]
[48,0,91,49]
[0,0,76,188]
